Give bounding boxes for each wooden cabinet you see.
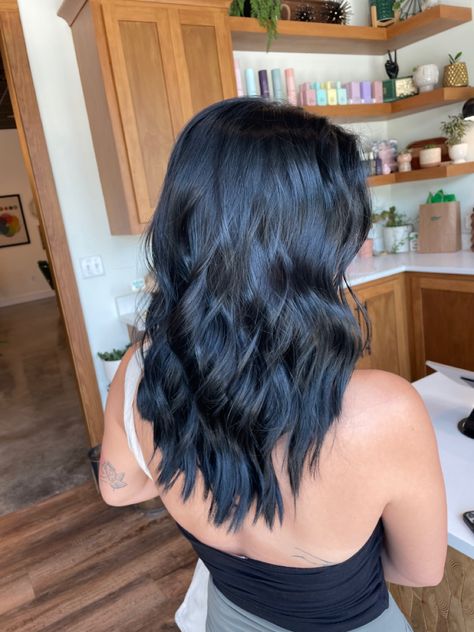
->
[59,0,236,234]
[408,272,474,380]
[347,274,411,380]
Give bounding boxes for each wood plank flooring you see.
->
[0,481,197,631]
[0,298,90,516]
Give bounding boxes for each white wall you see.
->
[0,129,54,306]
[16,0,474,402]
[18,0,146,403]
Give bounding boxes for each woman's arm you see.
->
[99,347,160,507]
[379,376,447,587]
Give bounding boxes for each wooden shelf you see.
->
[229,5,471,54]
[303,87,474,121]
[367,161,474,187]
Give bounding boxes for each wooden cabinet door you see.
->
[409,273,474,380]
[350,275,411,379]
[102,2,184,226]
[170,7,236,122]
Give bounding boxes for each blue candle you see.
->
[271,69,284,100]
[245,69,258,97]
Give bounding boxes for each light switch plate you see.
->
[80,255,105,278]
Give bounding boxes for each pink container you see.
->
[358,238,374,258]
[372,80,383,103]
[346,81,361,104]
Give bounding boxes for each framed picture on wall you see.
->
[0,194,30,248]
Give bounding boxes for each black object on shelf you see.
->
[458,408,474,439]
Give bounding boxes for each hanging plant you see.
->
[229,0,281,50]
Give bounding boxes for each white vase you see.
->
[102,359,121,384]
[383,225,411,254]
[413,64,439,93]
[369,222,385,254]
[448,142,468,163]
[419,147,442,168]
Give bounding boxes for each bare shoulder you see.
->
[339,369,435,458]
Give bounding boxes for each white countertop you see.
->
[348,250,474,286]
[414,372,474,559]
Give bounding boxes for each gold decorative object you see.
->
[443,61,469,87]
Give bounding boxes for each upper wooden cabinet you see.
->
[59,0,236,234]
[347,274,411,380]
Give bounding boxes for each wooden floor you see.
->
[0,481,197,631]
[0,298,90,516]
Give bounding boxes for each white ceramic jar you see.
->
[413,64,439,93]
[448,142,468,163]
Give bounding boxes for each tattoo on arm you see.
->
[100,460,128,491]
[292,547,333,566]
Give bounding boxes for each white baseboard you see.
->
[0,288,55,307]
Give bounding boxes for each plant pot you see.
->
[413,64,439,93]
[397,153,412,172]
[383,225,411,254]
[443,62,469,87]
[448,142,468,164]
[369,222,385,254]
[419,147,441,168]
[101,358,121,384]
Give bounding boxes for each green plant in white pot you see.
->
[369,211,386,254]
[441,114,470,164]
[381,206,412,254]
[98,344,130,384]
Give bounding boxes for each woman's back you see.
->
[100,98,447,631]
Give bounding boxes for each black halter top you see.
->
[176,519,388,632]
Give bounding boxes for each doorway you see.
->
[0,2,103,513]
[0,45,92,516]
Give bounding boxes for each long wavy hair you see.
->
[137,98,371,531]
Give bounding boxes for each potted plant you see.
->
[419,144,442,168]
[229,0,281,50]
[397,148,412,172]
[441,114,470,163]
[442,51,469,87]
[98,344,131,384]
[381,206,412,254]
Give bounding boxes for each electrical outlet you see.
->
[80,255,105,278]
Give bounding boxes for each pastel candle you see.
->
[316,83,328,106]
[305,88,316,106]
[245,68,258,97]
[284,68,297,106]
[361,80,372,104]
[271,69,284,100]
[346,81,361,104]
[336,81,347,105]
[258,70,270,98]
[234,59,244,97]
[372,80,383,103]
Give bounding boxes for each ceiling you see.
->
[0,54,16,129]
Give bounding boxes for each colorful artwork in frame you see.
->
[0,194,30,248]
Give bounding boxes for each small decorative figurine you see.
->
[385,50,399,79]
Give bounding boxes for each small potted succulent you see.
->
[441,114,470,164]
[381,206,412,254]
[98,344,131,384]
[397,148,412,172]
[369,211,387,254]
[419,144,442,168]
[442,51,469,87]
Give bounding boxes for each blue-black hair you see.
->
[137,98,371,531]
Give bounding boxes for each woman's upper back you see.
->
[122,349,445,578]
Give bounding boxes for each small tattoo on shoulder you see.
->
[100,460,127,491]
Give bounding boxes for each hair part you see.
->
[137,98,371,531]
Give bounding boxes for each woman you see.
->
[100,98,447,631]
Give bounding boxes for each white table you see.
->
[413,372,474,559]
